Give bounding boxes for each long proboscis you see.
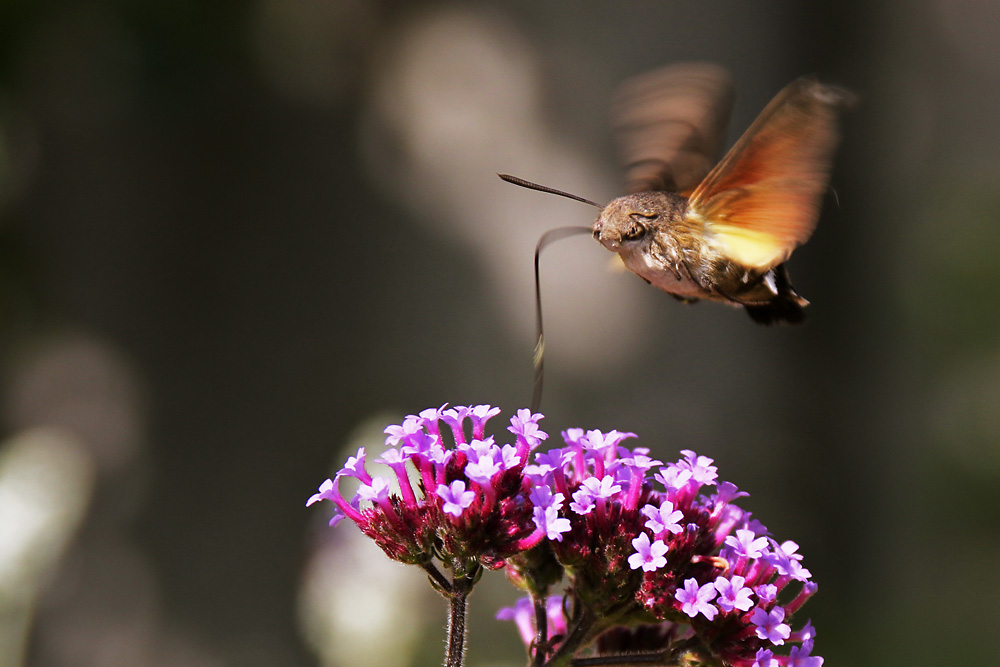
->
[530,226,594,412]
[499,173,602,412]
[498,173,603,209]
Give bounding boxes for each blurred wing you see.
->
[689,77,854,269]
[612,63,734,195]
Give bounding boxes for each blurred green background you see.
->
[0,0,997,665]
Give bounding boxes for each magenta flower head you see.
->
[309,406,823,667]
[504,434,823,666]
[307,405,550,575]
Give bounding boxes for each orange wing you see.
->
[612,63,734,195]
[688,77,854,269]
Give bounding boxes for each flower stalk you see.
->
[445,574,473,667]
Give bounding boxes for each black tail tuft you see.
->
[744,297,807,325]
[743,264,808,325]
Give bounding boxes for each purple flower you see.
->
[469,404,501,439]
[499,443,522,469]
[752,648,779,667]
[714,575,754,612]
[400,430,438,457]
[653,465,692,493]
[497,596,567,650]
[768,539,812,581]
[341,447,371,482]
[621,452,662,471]
[744,515,771,537]
[427,441,453,466]
[524,448,561,482]
[461,436,493,457]
[529,486,564,512]
[374,448,406,465]
[755,583,778,603]
[641,500,684,535]
[533,505,571,541]
[440,406,471,444]
[306,478,336,507]
[714,480,748,504]
[357,476,391,504]
[586,475,622,499]
[465,444,502,485]
[569,475,623,515]
[750,606,792,645]
[582,429,634,455]
[675,578,719,620]
[791,620,817,644]
[383,417,422,447]
[628,532,668,572]
[726,528,770,559]
[307,479,348,527]
[325,506,346,527]
[416,404,447,436]
[508,408,548,448]
[677,449,718,485]
[569,487,596,515]
[496,597,535,646]
[437,480,476,517]
[787,640,824,667]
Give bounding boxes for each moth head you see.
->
[592,192,677,251]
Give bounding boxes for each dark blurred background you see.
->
[0,1,997,665]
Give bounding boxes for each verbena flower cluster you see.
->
[308,405,822,667]
[307,405,546,570]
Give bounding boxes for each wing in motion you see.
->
[612,63,735,195]
[688,77,855,269]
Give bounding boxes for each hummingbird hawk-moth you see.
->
[501,63,853,325]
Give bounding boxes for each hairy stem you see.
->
[444,577,472,667]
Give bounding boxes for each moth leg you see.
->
[671,294,700,304]
[680,258,716,294]
[651,243,683,282]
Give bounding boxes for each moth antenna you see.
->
[498,173,603,209]
[531,226,593,413]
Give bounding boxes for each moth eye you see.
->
[622,219,646,240]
